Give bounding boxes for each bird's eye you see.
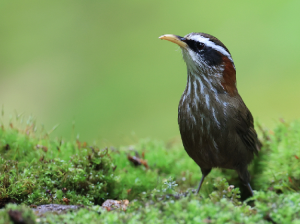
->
[196,42,205,51]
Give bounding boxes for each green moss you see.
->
[251,191,300,223]
[0,119,118,206]
[1,118,300,223]
[0,203,36,224]
[252,120,300,192]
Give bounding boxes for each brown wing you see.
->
[235,104,261,155]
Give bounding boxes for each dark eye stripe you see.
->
[185,40,204,53]
[185,39,224,66]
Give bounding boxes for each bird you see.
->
[159,33,260,196]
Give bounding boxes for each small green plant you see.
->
[209,178,241,206]
[163,176,178,192]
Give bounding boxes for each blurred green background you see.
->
[0,0,299,147]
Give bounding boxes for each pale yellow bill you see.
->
[159,34,187,48]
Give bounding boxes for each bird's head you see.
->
[159,33,237,96]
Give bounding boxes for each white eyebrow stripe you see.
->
[188,35,234,63]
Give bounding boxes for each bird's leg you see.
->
[196,175,205,194]
[246,182,254,197]
[196,168,212,194]
[237,168,254,196]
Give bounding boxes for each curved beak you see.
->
[159,34,187,48]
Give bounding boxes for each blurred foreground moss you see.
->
[1,118,300,223]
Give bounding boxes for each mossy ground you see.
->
[1,115,300,223]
